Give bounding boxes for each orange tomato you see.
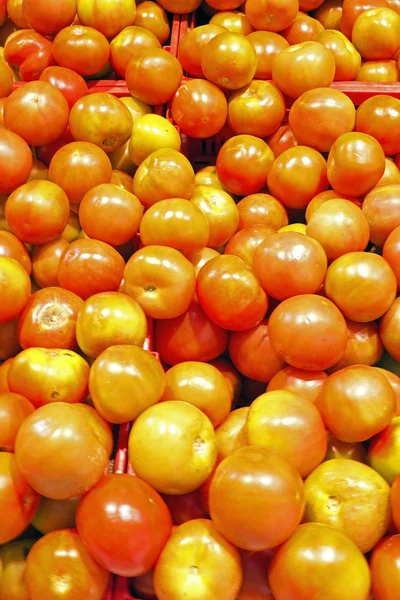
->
[0,538,37,600]
[134,1,170,45]
[246,30,289,79]
[314,29,361,80]
[282,11,324,44]
[191,185,239,248]
[356,95,400,156]
[0,257,30,323]
[237,193,288,230]
[225,225,276,267]
[201,31,257,90]
[22,0,76,35]
[0,392,34,452]
[210,10,254,35]
[362,184,400,247]
[31,237,69,288]
[178,24,227,78]
[267,365,328,403]
[126,48,183,105]
[228,80,285,138]
[215,407,249,458]
[77,0,136,39]
[32,496,80,534]
[352,7,400,60]
[377,158,400,187]
[329,319,383,372]
[186,247,220,274]
[314,0,343,29]
[356,59,400,81]
[370,534,400,600]
[245,0,299,31]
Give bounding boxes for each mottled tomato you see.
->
[126,48,183,105]
[282,11,324,44]
[210,11,253,35]
[268,523,371,600]
[6,180,69,245]
[314,29,362,80]
[77,0,136,39]
[53,25,110,77]
[0,452,38,544]
[267,366,328,403]
[237,193,288,230]
[267,146,329,209]
[330,320,383,371]
[356,59,400,81]
[269,294,347,370]
[32,496,80,534]
[325,252,397,322]
[25,529,110,600]
[201,32,256,91]
[362,184,400,247]
[154,519,242,600]
[0,392,34,452]
[58,239,125,300]
[191,185,239,248]
[39,66,88,109]
[216,135,274,196]
[171,79,228,139]
[4,81,69,147]
[134,1,170,44]
[245,0,299,31]
[177,24,226,77]
[253,231,327,300]
[0,130,32,195]
[31,238,68,288]
[225,225,276,266]
[15,402,112,499]
[210,446,304,550]
[18,287,83,350]
[352,7,400,60]
[110,25,161,78]
[272,41,336,98]
[370,535,400,600]
[0,257,31,323]
[129,114,181,166]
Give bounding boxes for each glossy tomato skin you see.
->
[110,25,161,78]
[268,523,371,600]
[129,113,181,166]
[380,297,400,361]
[267,123,298,157]
[25,529,110,600]
[31,238,69,288]
[267,366,328,402]
[4,29,55,81]
[39,66,88,109]
[377,158,400,187]
[330,319,384,371]
[357,59,400,81]
[314,30,361,81]
[178,24,226,77]
[0,257,31,324]
[22,0,76,35]
[17,287,83,350]
[228,80,285,138]
[201,32,257,91]
[15,403,112,499]
[209,446,305,551]
[237,193,288,230]
[32,496,80,534]
[356,95,400,155]
[352,7,400,60]
[0,230,31,275]
[58,239,125,300]
[282,11,324,44]
[191,185,239,248]
[215,407,249,459]
[77,0,136,39]
[370,535,400,600]
[53,25,110,77]
[134,1,170,44]
[383,225,400,288]
[0,130,32,195]
[247,31,289,79]
[76,474,172,577]
[225,224,276,266]
[154,519,243,600]
[0,392,34,452]
[126,48,183,105]
[341,0,389,38]
[362,184,400,247]
[269,294,347,370]
[245,0,299,31]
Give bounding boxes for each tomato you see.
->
[186,247,220,274]
[154,519,242,600]
[129,114,180,166]
[134,1,170,45]
[216,135,274,196]
[377,368,400,415]
[380,297,400,363]
[39,66,88,110]
[209,357,242,407]
[210,446,304,550]
[194,165,227,189]
[126,48,183,105]
[156,0,201,12]
[171,79,228,139]
[314,30,361,80]
[4,82,69,147]
[355,95,400,156]
[325,435,367,462]
[362,185,400,247]
[268,523,371,600]
[368,415,400,483]
[245,0,298,31]
[225,225,276,266]
[0,130,32,195]
[53,25,110,76]
[356,59,400,81]
[111,169,133,192]
[210,11,253,35]
[129,401,217,494]
[383,225,400,290]
[178,24,226,78]
[267,366,328,403]
[31,238,68,288]
[306,190,361,222]
[377,158,400,187]
[4,29,55,81]
[0,257,31,323]
[0,359,12,393]
[77,0,136,39]
[0,392,34,452]
[314,0,343,29]
[7,0,28,27]
[27,158,49,183]
[0,319,20,361]
[248,390,327,476]
[267,146,329,210]
[370,535,400,600]
[237,193,288,231]
[25,529,109,600]
[0,538,36,600]
[330,319,384,372]
[110,25,161,78]
[352,7,400,60]
[392,475,400,529]
[16,402,112,499]
[0,230,31,275]
[191,185,239,248]
[246,31,288,80]
[6,180,69,245]
[18,287,83,351]
[215,407,249,459]
[267,124,298,158]
[22,0,76,35]
[269,294,347,370]
[32,496,80,534]
[0,59,13,100]
[253,231,327,300]
[341,0,389,37]
[201,32,256,91]
[58,239,125,300]
[282,11,324,44]
[272,41,336,98]
[0,452,39,544]
[133,148,195,208]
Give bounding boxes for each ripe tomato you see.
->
[225,225,276,266]
[370,535,400,600]
[267,123,298,157]
[325,252,397,322]
[4,81,69,147]
[0,392,34,452]
[392,475,400,528]
[206,0,243,8]
[22,0,76,35]
[155,0,201,12]
[133,148,195,208]
[362,184,400,246]
[272,41,336,98]
[28,158,49,182]
[0,59,13,99]
[282,11,324,44]
[209,11,254,35]
[53,25,110,77]
[267,366,328,403]
[383,225,400,289]
[356,95,400,155]
[253,231,327,300]
[129,401,217,494]
[377,368,400,415]
[0,257,31,323]
[18,287,83,350]
[7,0,28,27]
[110,25,161,78]
[215,407,249,459]
[155,298,229,365]
[140,198,210,252]
[39,66,88,110]
[304,458,390,553]
[6,180,69,245]
[0,452,39,544]
[368,416,400,483]
[325,435,367,462]
[0,359,12,393]
[246,31,288,80]
[15,402,112,499]
[77,0,136,39]
[357,59,400,81]
[216,135,274,196]
[134,1,170,44]
[25,530,110,600]
[247,390,327,476]
[314,0,344,28]
[341,0,389,37]
[32,496,80,534]
[126,48,183,105]
[330,319,383,371]
[245,0,299,31]
[4,29,55,81]
[289,88,356,152]
[31,238,69,288]
[58,238,125,300]
[186,247,220,274]
[210,446,304,550]
[380,297,400,361]
[237,193,288,230]
[201,32,257,91]
[154,519,242,600]
[267,146,329,209]
[269,294,347,370]
[268,523,371,600]
[191,185,239,247]
[0,130,32,195]
[129,114,181,166]
[314,30,362,80]
[306,189,361,222]
[178,24,226,77]
[327,132,386,196]
[352,7,400,60]
[0,537,36,600]
[171,79,228,139]
[0,230,31,274]
[377,158,400,187]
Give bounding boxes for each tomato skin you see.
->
[237,193,288,231]
[268,366,328,403]
[77,0,136,39]
[4,29,55,81]
[225,225,276,266]
[201,32,257,91]
[0,231,31,275]
[32,496,80,534]
[191,185,239,248]
[126,48,183,105]
[210,446,305,551]
[39,67,88,110]
[110,25,161,78]
[245,0,299,31]
[282,11,324,44]
[228,80,285,138]
[268,523,371,600]
[0,537,36,600]
[352,7,400,60]
[53,25,110,77]
[0,130,32,195]
[341,0,389,38]
[380,297,400,362]
[370,535,400,600]
[134,1,170,44]
[356,95,400,156]
[314,30,361,81]
[154,519,243,600]
[178,24,226,77]
[31,238,68,288]
[0,452,39,544]
[362,184,400,247]
[246,31,289,80]
[22,0,77,35]
[0,257,31,324]
[215,407,249,459]
[25,529,110,600]
[0,392,34,452]
[383,225,400,289]
[329,319,384,371]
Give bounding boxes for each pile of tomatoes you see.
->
[1,0,400,600]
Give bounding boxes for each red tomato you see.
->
[237,193,288,230]
[267,365,328,402]
[177,24,226,78]
[210,446,305,551]
[269,294,347,370]
[25,529,110,600]
[0,392,34,452]
[134,1,170,45]
[0,230,31,274]
[77,0,137,39]
[282,11,324,44]
[329,319,383,371]
[371,535,400,600]
[110,25,161,78]
[126,48,183,105]
[22,0,76,35]
[0,452,39,544]
[356,94,400,156]
[53,25,110,77]
[267,123,298,157]
[0,257,31,323]
[191,185,239,248]
[31,237,69,288]
[39,66,88,109]
[362,184,400,246]
[225,225,276,266]
[4,29,55,81]
[245,0,299,31]
[4,81,69,147]
[0,130,32,195]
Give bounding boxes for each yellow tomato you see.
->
[129,114,181,166]
[77,0,137,39]
[215,407,249,459]
[368,415,400,483]
[61,210,81,242]
[278,223,307,234]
